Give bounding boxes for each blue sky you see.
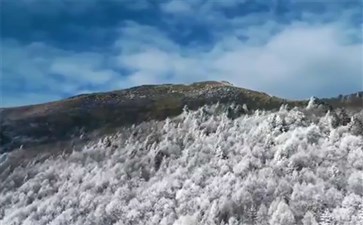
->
[1,0,362,107]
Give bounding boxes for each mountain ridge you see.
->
[0,81,361,153]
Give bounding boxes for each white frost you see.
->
[0,105,362,225]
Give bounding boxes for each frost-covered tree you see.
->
[0,104,362,225]
[302,211,318,225]
[269,201,295,225]
[320,209,334,225]
[256,204,269,225]
[348,171,363,195]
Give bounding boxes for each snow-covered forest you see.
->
[1,103,362,225]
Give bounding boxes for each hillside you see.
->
[1,100,363,225]
[0,81,362,155]
[1,81,308,153]
[0,82,362,224]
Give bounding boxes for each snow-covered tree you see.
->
[0,104,362,225]
[269,201,295,225]
[302,211,318,225]
[256,204,269,225]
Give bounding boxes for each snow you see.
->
[306,96,318,109]
[0,105,362,225]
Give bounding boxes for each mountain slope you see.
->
[1,104,362,225]
[0,81,304,153]
[0,81,361,153]
[0,82,362,224]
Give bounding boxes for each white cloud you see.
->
[1,41,120,106]
[160,0,247,17]
[49,53,117,85]
[118,49,171,74]
[113,21,362,99]
[115,21,179,53]
[161,0,193,15]
[126,71,166,86]
[209,24,362,98]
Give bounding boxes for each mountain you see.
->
[0,81,296,153]
[0,81,361,153]
[0,81,362,225]
[1,94,362,225]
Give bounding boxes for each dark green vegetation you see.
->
[0,81,361,153]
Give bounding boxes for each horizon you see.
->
[1,0,362,107]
